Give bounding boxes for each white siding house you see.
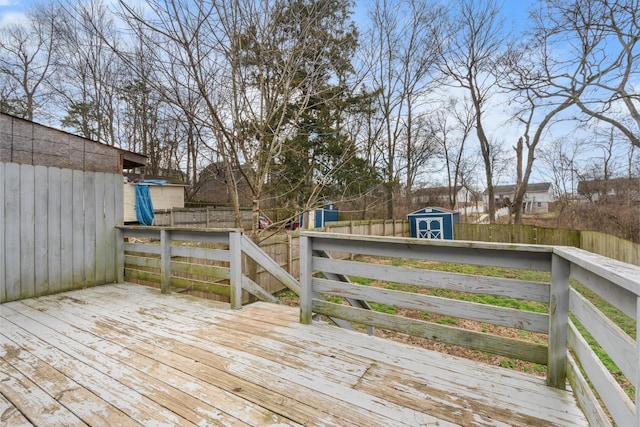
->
[484,182,554,214]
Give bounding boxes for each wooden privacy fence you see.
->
[315,219,409,237]
[0,162,122,303]
[455,223,640,266]
[152,207,253,228]
[299,232,640,426]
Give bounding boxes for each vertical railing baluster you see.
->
[548,253,570,389]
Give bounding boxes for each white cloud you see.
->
[0,10,27,27]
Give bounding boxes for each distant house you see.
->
[484,182,554,214]
[412,185,477,210]
[577,177,640,204]
[191,161,252,206]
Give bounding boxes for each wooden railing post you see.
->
[299,235,312,324]
[548,253,570,389]
[160,229,171,294]
[116,228,124,283]
[636,296,639,427]
[229,230,242,309]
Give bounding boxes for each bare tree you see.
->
[436,0,512,223]
[55,0,122,146]
[0,3,60,121]
[428,98,476,210]
[363,0,444,218]
[537,138,582,219]
[118,0,359,237]
[534,0,640,149]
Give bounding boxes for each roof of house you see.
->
[413,185,471,197]
[490,182,552,195]
[577,177,640,194]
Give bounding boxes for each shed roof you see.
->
[408,206,459,216]
[1,112,146,172]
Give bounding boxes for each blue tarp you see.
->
[135,184,155,225]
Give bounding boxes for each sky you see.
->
[1,0,536,27]
[1,0,631,188]
[0,0,31,26]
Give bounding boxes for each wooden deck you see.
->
[0,284,589,426]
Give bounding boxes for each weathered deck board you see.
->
[0,284,589,427]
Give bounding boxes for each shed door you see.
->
[416,218,443,239]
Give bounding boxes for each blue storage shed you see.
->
[408,207,459,240]
[314,203,339,228]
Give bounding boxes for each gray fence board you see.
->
[94,173,106,285]
[60,168,73,290]
[20,164,35,297]
[47,167,62,294]
[0,162,4,301]
[34,166,48,294]
[104,175,117,283]
[84,172,96,286]
[72,169,85,287]
[1,162,123,302]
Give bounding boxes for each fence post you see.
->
[160,229,171,294]
[229,230,242,309]
[299,235,313,324]
[548,253,570,389]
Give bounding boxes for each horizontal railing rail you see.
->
[117,226,299,308]
[299,231,639,426]
[555,246,639,427]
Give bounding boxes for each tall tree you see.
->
[364,0,444,219]
[428,98,476,210]
[118,0,360,237]
[0,3,60,121]
[437,0,510,223]
[534,0,640,149]
[56,0,122,145]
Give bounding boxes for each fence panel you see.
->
[455,223,636,266]
[581,231,640,266]
[0,162,122,302]
[152,207,253,228]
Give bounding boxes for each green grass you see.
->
[276,255,635,400]
[369,302,396,315]
[569,281,635,400]
[572,281,636,338]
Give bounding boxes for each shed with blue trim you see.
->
[313,203,339,228]
[408,207,459,240]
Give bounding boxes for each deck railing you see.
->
[117,226,299,308]
[299,231,639,426]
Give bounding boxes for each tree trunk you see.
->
[513,137,523,224]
